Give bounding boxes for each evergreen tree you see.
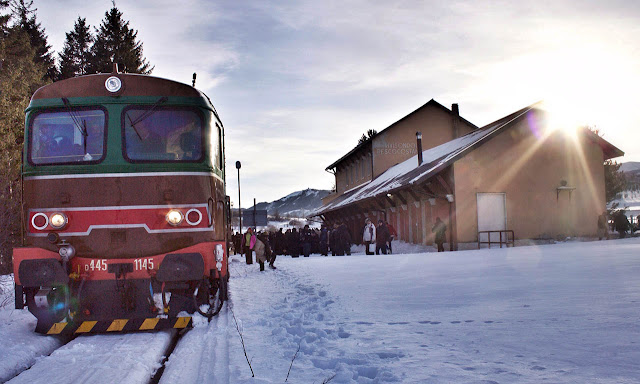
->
[9,0,56,80]
[358,129,378,145]
[0,2,47,273]
[58,17,93,79]
[0,1,9,37]
[604,160,626,203]
[89,5,152,74]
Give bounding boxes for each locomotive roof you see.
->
[32,73,205,100]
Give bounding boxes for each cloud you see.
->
[33,0,640,206]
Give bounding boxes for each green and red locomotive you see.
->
[13,68,229,334]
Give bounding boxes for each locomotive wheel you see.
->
[192,278,225,319]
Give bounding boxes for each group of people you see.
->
[235,227,277,271]
[362,218,397,255]
[598,211,640,240]
[231,216,449,272]
[231,224,354,271]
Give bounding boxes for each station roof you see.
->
[314,103,624,216]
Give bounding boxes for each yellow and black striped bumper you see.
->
[46,316,192,335]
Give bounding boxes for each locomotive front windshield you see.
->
[123,107,203,162]
[29,109,106,165]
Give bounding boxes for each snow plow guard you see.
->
[44,316,193,335]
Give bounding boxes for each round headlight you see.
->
[49,213,68,229]
[105,76,122,93]
[166,210,184,226]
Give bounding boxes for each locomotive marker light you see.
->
[185,208,202,226]
[49,213,68,230]
[166,210,184,226]
[31,213,49,231]
[104,76,122,93]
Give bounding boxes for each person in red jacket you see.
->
[386,221,398,254]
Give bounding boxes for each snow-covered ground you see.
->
[1,239,640,383]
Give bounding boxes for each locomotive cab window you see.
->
[29,109,106,165]
[122,107,204,162]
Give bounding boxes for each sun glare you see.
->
[479,42,638,142]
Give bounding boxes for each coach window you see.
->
[122,107,203,162]
[29,108,106,165]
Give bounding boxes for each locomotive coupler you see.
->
[107,262,137,311]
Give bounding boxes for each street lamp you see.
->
[235,161,242,232]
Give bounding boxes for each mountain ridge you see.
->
[250,188,331,217]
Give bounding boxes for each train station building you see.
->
[313,100,624,250]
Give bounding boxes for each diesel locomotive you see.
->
[12,67,230,334]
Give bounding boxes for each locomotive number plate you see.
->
[134,257,155,271]
[85,259,108,272]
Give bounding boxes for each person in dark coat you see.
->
[329,224,338,256]
[338,223,352,256]
[289,228,300,257]
[319,226,329,256]
[375,220,390,255]
[241,227,254,264]
[232,232,241,255]
[386,222,397,254]
[432,217,446,252]
[301,225,312,257]
[274,228,285,255]
[614,212,631,238]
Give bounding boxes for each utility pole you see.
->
[236,161,242,232]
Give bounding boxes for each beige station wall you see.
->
[335,152,372,195]
[371,104,475,178]
[453,110,607,242]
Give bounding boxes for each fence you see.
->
[477,230,515,249]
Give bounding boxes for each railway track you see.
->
[6,329,179,384]
[4,304,231,384]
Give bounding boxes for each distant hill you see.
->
[250,189,331,218]
[620,161,640,175]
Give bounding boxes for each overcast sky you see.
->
[33,0,640,206]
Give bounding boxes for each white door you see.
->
[477,193,506,243]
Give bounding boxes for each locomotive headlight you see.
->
[166,210,184,226]
[49,213,68,229]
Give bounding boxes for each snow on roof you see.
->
[313,104,535,216]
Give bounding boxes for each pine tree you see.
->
[604,160,626,203]
[0,2,47,273]
[59,17,93,79]
[89,5,152,74]
[9,0,56,80]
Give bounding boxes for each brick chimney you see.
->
[416,132,423,166]
[452,103,460,138]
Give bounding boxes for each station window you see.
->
[29,108,106,165]
[122,107,203,162]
